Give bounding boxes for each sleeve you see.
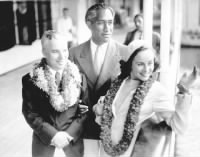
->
[22,76,58,145]
[65,74,88,142]
[152,82,192,135]
[168,93,192,134]
[65,114,87,143]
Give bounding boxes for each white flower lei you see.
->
[100,76,155,156]
[30,58,82,112]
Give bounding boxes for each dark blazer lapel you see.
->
[77,41,97,86]
[95,40,120,90]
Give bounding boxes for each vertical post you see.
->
[13,0,19,44]
[34,0,40,39]
[132,0,140,16]
[169,1,183,156]
[171,0,183,92]
[76,0,91,44]
[159,0,171,91]
[143,0,153,45]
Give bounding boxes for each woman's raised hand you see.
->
[178,66,198,92]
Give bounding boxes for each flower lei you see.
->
[30,58,82,112]
[100,76,155,156]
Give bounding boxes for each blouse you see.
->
[98,77,192,157]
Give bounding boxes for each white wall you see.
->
[0,0,91,75]
[182,0,200,30]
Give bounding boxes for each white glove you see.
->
[51,131,73,148]
[93,96,105,125]
[179,66,198,89]
[93,96,105,116]
[178,66,198,93]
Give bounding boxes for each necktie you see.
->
[55,72,61,86]
[94,46,100,75]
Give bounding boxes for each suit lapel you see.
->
[95,40,120,90]
[77,41,97,86]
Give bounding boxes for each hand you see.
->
[78,100,88,115]
[79,102,88,114]
[51,131,71,148]
[93,96,105,116]
[178,66,198,89]
[95,115,102,125]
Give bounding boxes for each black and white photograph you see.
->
[0,0,200,157]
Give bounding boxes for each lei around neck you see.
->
[30,58,82,112]
[100,76,155,156]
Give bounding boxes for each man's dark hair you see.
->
[63,7,69,11]
[133,13,143,23]
[85,3,115,23]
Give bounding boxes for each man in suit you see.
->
[124,14,161,56]
[22,30,88,157]
[69,3,129,156]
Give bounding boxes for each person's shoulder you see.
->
[128,29,137,34]
[22,73,31,81]
[152,81,165,90]
[150,81,170,97]
[111,39,129,60]
[22,72,32,86]
[146,81,169,103]
[70,40,89,51]
[69,40,89,57]
[111,39,128,49]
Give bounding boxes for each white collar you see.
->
[90,39,108,61]
[47,65,63,77]
[90,39,108,52]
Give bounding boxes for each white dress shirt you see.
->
[90,40,108,75]
[48,66,63,81]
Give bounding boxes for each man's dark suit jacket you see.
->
[69,39,129,140]
[22,72,88,156]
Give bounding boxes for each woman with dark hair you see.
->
[93,45,198,157]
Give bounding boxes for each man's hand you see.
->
[51,131,72,148]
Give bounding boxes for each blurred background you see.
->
[0,0,199,157]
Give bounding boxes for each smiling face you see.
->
[88,8,114,45]
[130,49,154,81]
[43,38,68,71]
